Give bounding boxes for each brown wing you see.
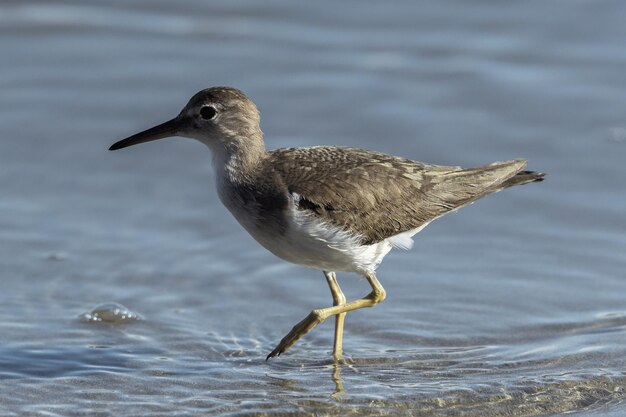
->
[266,146,528,245]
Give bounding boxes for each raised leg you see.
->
[267,272,386,359]
[324,271,346,360]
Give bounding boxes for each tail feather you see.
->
[429,160,545,214]
[501,170,546,188]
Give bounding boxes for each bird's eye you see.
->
[200,105,217,120]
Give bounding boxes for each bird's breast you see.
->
[216,182,391,273]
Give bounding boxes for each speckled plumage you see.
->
[262,147,537,245]
[110,86,545,359]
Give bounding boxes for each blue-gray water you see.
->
[1,1,626,416]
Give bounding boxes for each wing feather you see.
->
[265,147,526,245]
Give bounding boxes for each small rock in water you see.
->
[79,302,142,324]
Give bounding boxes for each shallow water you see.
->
[1,1,626,415]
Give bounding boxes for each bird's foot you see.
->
[266,310,325,360]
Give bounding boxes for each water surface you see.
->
[1,1,626,415]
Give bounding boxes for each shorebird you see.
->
[110,87,544,360]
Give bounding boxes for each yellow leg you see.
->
[267,272,386,359]
[324,271,346,360]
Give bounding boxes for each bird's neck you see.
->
[210,134,267,185]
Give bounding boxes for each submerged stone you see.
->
[79,302,142,324]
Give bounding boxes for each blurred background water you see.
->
[1,1,625,416]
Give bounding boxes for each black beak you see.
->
[109,117,182,151]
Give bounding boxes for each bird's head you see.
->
[109,87,263,155]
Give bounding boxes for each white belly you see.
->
[220,190,426,274]
[251,209,393,274]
